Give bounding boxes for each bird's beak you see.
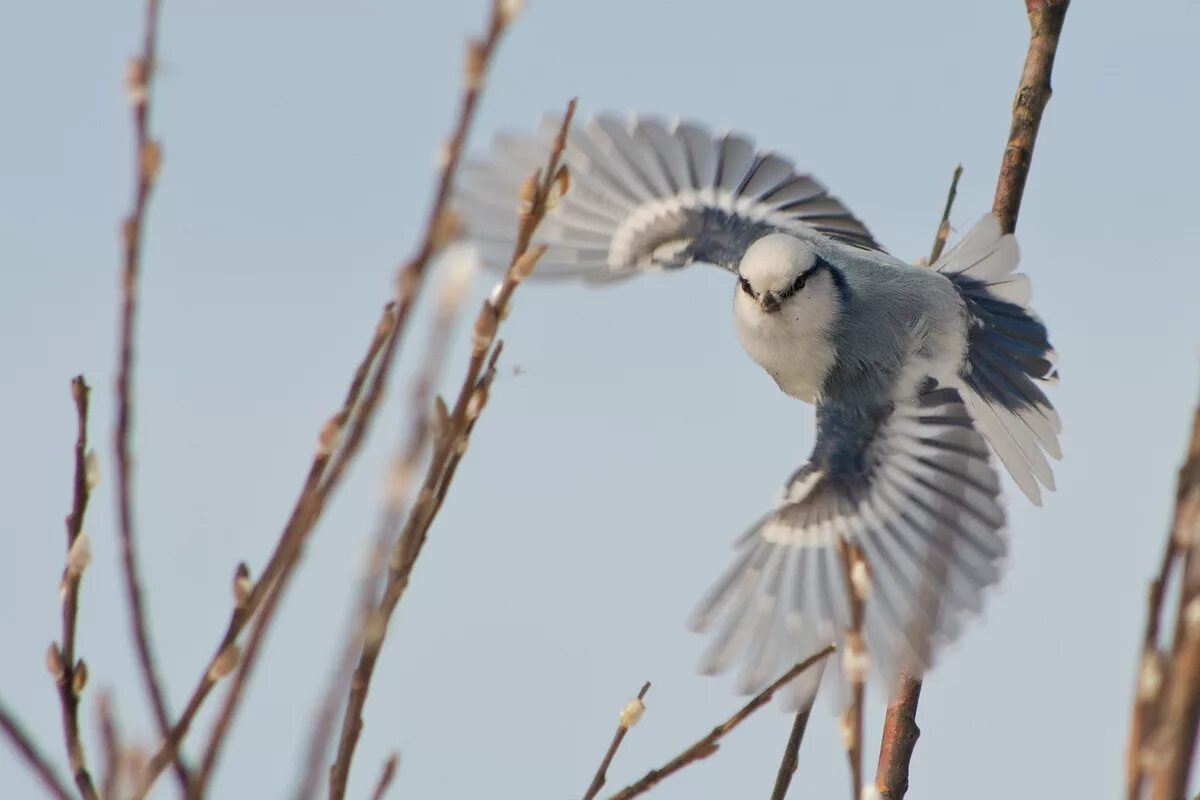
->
[759,291,781,313]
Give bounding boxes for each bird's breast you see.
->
[733,302,836,404]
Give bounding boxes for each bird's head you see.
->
[735,234,842,320]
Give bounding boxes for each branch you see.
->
[1127,398,1200,799]
[53,376,98,800]
[114,0,185,788]
[837,542,869,800]
[146,3,530,796]
[582,683,651,800]
[325,97,578,800]
[96,692,121,800]
[875,2,1070,796]
[768,706,812,800]
[605,646,834,800]
[0,701,75,800]
[369,754,399,800]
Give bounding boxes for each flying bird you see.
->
[456,112,1060,707]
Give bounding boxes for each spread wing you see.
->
[456,112,882,281]
[689,381,1007,708]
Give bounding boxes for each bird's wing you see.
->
[456,112,882,281]
[934,214,1061,506]
[689,379,1007,708]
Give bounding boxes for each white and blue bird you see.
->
[456,112,1060,707]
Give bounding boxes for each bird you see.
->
[455,111,1060,708]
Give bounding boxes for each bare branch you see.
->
[768,707,812,800]
[875,3,1070,796]
[326,96,577,797]
[837,542,868,800]
[929,164,963,265]
[582,682,651,800]
[113,0,186,789]
[606,647,834,800]
[96,692,121,800]
[1127,399,1200,799]
[0,701,75,800]
[369,753,400,800]
[53,376,99,800]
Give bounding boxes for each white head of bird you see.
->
[732,233,842,403]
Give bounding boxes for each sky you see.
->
[2,1,1199,798]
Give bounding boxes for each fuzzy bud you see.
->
[123,58,148,108]
[66,532,93,578]
[463,40,486,90]
[141,140,162,184]
[497,0,524,24]
[619,697,645,729]
[316,409,350,457]
[208,645,241,681]
[47,643,65,683]
[517,172,539,216]
[472,308,499,353]
[510,245,545,282]
[487,283,511,321]
[437,243,478,314]
[849,559,870,602]
[233,562,252,607]
[545,164,570,211]
[1138,650,1164,700]
[71,659,88,696]
[84,450,101,491]
[842,635,868,685]
[466,385,488,422]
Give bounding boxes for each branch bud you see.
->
[509,244,545,282]
[619,697,645,729]
[123,58,148,108]
[546,164,570,212]
[208,645,241,682]
[47,643,66,683]
[233,562,252,607]
[517,171,539,216]
[66,532,92,578]
[71,659,89,696]
[316,409,350,457]
[84,449,101,491]
[497,0,524,25]
[472,308,499,354]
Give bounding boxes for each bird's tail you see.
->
[935,214,1061,505]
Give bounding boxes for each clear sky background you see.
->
[3,1,1199,798]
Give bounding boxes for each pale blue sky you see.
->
[2,1,1199,798]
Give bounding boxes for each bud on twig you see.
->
[66,532,92,578]
[141,140,162,184]
[497,0,524,25]
[509,244,546,282]
[432,397,450,442]
[208,645,241,682]
[463,39,486,90]
[619,697,645,729]
[124,58,148,108]
[849,558,870,602]
[316,409,350,457]
[84,450,101,491]
[72,659,89,696]
[1138,650,1164,700]
[465,385,489,422]
[233,562,252,607]
[517,171,539,216]
[47,643,65,683]
[546,164,570,211]
[472,308,499,354]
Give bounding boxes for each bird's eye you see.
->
[792,272,808,293]
[739,277,754,297]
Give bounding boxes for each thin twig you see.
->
[837,541,868,800]
[369,754,399,800]
[606,647,835,800]
[768,707,812,800]
[325,97,577,800]
[96,691,121,800]
[583,683,651,800]
[0,701,75,800]
[1127,400,1200,800]
[138,302,396,796]
[874,3,1070,797]
[114,0,186,789]
[291,258,473,800]
[153,4,530,796]
[929,165,963,264]
[53,376,99,800]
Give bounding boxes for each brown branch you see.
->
[291,259,472,800]
[96,692,121,800]
[1127,400,1200,799]
[875,4,1070,797]
[0,701,75,800]
[768,707,811,800]
[369,753,399,800]
[325,96,577,800]
[53,376,99,800]
[837,542,868,800]
[137,302,396,797]
[582,682,651,800]
[929,165,963,264]
[605,647,834,800]
[143,4,530,796]
[114,0,186,790]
